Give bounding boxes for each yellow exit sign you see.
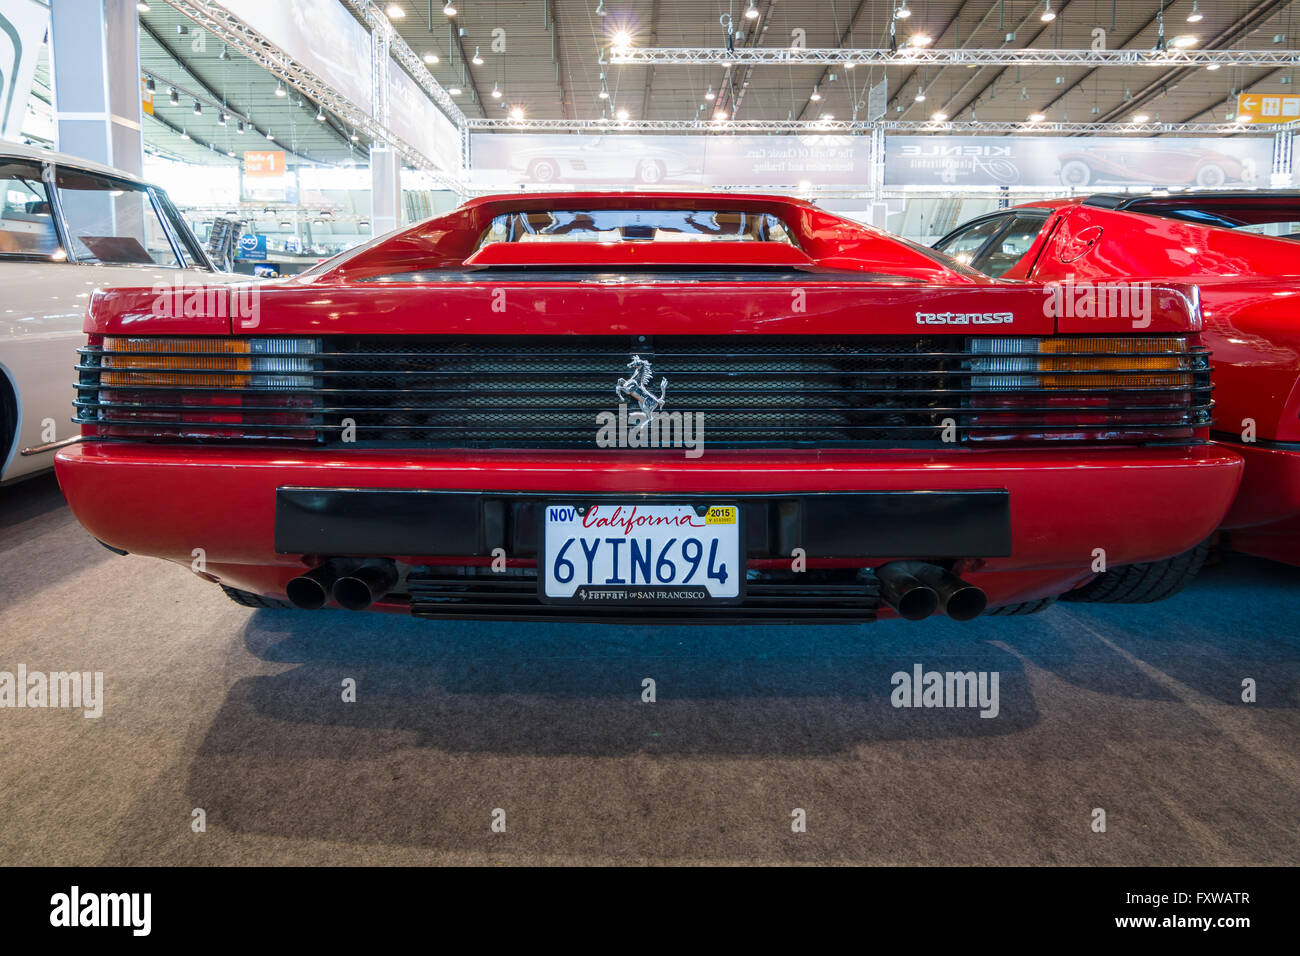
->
[1236,92,1300,124]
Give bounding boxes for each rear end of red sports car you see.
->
[54,192,1241,623]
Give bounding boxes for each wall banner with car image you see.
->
[883,135,1275,190]
[470,133,874,188]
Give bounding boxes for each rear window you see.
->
[477,209,798,247]
[1125,200,1300,240]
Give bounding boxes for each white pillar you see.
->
[368,10,401,236]
[48,0,143,176]
[369,145,402,237]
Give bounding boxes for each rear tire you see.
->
[1060,538,1211,604]
[984,597,1058,616]
[221,585,293,609]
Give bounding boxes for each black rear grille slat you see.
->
[406,568,882,623]
[75,334,1213,447]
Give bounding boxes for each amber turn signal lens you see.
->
[1039,336,1191,389]
[102,337,251,387]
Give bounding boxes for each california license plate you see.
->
[541,502,741,603]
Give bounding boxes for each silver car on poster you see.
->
[508,137,702,186]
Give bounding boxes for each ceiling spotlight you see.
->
[1236,113,1251,123]
[745,0,759,19]
[472,47,484,65]
[193,100,202,115]
[596,1,607,15]
[1028,112,1045,122]
[350,130,359,141]
[704,85,715,100]
[612,30,633,49]
[809,86,821,101]
[137,1,150,12]
[423,52,439,64]
[145,76,156,93]
[443,2,457,16]
[616,108,630,121]
[448,86,463,95]
[385,3,405,18]
[911,34,932,47]
[1172,35,1198,48]
[844,60,855,69]
[218,111,227,125]
[930,110,948,122]
[237,120,245,133]
[1132,113,1150,123]
[227,150,236,158]
[316,106,326,122]
[713,109,728,120]
[219,45,231,60]
[1040,1,1055,23]
[179,128,189,140]
[168,87,179,105]
[895,1,912,19]
[1187,2,1203,23]
[1206,62,1221,71]
[266,131,275,141]
[599,82,609,99]
[491,81,502,98]
[509,106,525,121]
[819,113,834,120]
[274,80,286,97]
[914,86,926,102]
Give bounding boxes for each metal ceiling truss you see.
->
[611,47,1300,68]
[162,0,465,193]
[469,117,1289,135]
[340,0,467,126]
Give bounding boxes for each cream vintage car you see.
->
[0,141,227,483]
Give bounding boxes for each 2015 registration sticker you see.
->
[541,502,741,604]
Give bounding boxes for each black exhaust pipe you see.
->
[285,562,342,610]
[875,562,941,621]
[332,559,399,611]
[908,564,988,622]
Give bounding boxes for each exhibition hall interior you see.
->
[0,0,1296,886]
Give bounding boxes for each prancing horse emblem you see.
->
[615,354,668,431]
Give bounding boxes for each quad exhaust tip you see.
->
[285,563,340,610]
[286,558,399,611]
[331,559,399,611]
[876,561,987,622]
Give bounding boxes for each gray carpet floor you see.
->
[1,473,1297,865]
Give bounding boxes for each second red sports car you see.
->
[936,192,1300,568]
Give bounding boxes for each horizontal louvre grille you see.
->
[407,567,882,624]
[75,334,1213,447]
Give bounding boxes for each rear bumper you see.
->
[55,442,1243,615]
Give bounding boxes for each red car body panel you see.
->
[55,442,1241,616]
[84,281,1200,339]
[992,196,1300,564]
[55,191,1244,620]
